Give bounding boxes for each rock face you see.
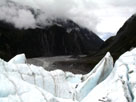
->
[70,14,136,72]
[0,19,103,60]
[98,14,136,60]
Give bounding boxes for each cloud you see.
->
[0,1,36,29]
[13,9,36,29]
[0,0,136,39]
[109,0,136,7]
[0,0,99,31]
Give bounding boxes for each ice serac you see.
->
[82,48,136,102]
[0,52,113,102]
[115,48,136,102]
[1,48,136,102]
[76,52,113,101]
[0,56,77,102]
[8,53,26,64]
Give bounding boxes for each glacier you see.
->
[0,48,136,102]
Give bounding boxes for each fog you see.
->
[0,0,136,39]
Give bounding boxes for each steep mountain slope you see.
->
[0,19,103,60]
[53,14,136,73]
[97,14,136,60]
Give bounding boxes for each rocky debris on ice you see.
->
[0,48,136,102]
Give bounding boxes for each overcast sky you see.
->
[0,0,136,40]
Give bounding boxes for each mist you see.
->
[0,0,136,38]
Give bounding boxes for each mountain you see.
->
[99,32,115,41]
[97,14,136,60]
[0,19,103,60]
[54,14,136,73]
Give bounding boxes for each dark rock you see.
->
[0,19,103,60]
[94,14,136,61]
[40,14,136,73]
[63,14,136,73]
[100,36,115,49]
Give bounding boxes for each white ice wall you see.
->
[1,48,136,102]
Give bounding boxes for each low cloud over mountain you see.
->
[0,0,135,37]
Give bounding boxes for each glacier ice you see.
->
[82,48,136,102]
[1,48,136,102]
[75,52,113,101]
[8,54,26,64]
